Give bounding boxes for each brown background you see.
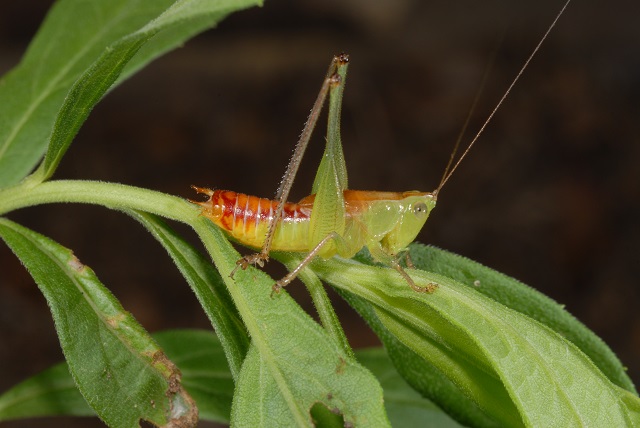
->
[1,1,639,426]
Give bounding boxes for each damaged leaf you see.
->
[0,218,196,427]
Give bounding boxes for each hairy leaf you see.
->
[312,255,640,427]
[193,219,390,427]
[0,219,196,427]
[129,211,249,380]
[0,329,234,424]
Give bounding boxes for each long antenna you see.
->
[437,40,501,191]
[434,0,571,197]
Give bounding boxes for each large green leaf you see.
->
[311,254,640,427]
[0,329,234,424]
[0,219,196,427]
[406,243,636,393]
[193,219,390,427]
[0,0,261,187]
[0,363,95,421]
[338,283,498,427]
[355,347,464,428]
[0,331,466,426]
[128,210,250,380]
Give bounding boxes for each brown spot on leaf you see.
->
[68,254,85,272]
[149,351,199,427]
[105,313,126,329]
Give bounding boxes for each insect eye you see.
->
[413,202,429,218]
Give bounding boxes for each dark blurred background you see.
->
[1,1,639,426]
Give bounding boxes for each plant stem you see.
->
[0,179,198,223]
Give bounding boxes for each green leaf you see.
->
[0,0,261,187]
[128,211,250,380]
[407,243,636,394]
[0,218,196,427]
[193,219,390,427]
[355,348,464,428]
[340,286,497,427]
[0,363,94,421]
[313,256,640,427]
[0,331,465,426]
[0,329,234,424]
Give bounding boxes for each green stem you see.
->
[279,254,354,360]
[0,179,198,223]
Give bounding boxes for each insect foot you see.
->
[416,282,439,293]
[270,283,282,298]
[407,276,439,293]
[391,260,438,293]
[229,253,268,279]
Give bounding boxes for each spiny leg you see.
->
[232,54,350,277]
[369,243,437,293]
[272,231,342,295]
[402,249,415,270]
[391,260,438,293]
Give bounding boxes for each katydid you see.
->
[192,0,570,293]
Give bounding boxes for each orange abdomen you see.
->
[193,188,313,251]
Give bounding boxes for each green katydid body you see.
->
[193,53,439,291]
[193,2,570,291]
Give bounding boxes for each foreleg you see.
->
[368,243,437,293]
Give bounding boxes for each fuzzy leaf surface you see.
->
[0,329,234,424]
[0,219,196,427]
[129,211,249,380]
[193,219,390,427]
[312,254,640,427]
